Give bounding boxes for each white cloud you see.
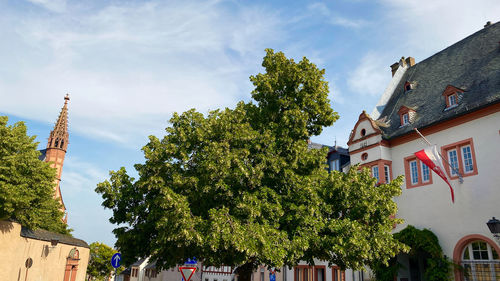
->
[27,0,67,13]
[308,2,367,28]
[0,1,287,147]
[379,0,500,58]
[346,0,499,104]
[61,156,117,245]
[347,52,391,97]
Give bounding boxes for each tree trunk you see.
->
[236,262,256,281]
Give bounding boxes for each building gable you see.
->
[347,111,382,148]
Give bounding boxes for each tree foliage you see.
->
[371,225,452,281]
[96,49,406,275]
[0,116,69,234]
[87,242,120,281]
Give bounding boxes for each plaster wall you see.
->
[149,264,201,281]
[350,146,382,166]
[0,220,90,281]
[387,111,500,258]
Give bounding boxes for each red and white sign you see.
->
[414,145,455,203]
[179,267,197,281]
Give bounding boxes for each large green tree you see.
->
[0,116,70,234]
[87,242,120,281]
[96,49,405,279]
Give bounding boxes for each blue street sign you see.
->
[185,257,197,265]
[270,273,276,281]
[111,253,122,268]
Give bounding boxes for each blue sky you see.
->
[1,0,498,247]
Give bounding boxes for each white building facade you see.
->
[348,22,500,281]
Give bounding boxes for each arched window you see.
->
[54,139,59,147]
[60,140,64,148]
[462,241,500,281]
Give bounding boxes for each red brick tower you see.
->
[45,94,70,223]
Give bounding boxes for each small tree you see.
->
[96,49,406,280]
[0,116,69,234]
[87,242,119,281]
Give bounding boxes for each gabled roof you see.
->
[144,260,157,269]
[132,258,148,267]
[20,225,89,248]
[377,21,500,139]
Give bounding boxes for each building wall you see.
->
[349,107,500,281]
[143,264,202,281]
[390,111,500,258]
[0,220,90,281]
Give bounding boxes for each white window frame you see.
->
[384,165,390,183]
[410,160,419,185]
[461,145,474,174]
[448,149,459,176]
[372,166,379,181]
[330,159,340,172]
[402,113,409,125]
[421,162,430,183]
[461,241,500,281]
[448,94,457,106]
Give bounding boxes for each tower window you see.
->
[60,140,64,148]
[54,139,59,147]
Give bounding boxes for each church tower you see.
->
[45,94,70,222]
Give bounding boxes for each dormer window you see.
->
[448,94,457,107]
[398,106,416,126]
[402,113,410,125]
[404,81,415,92]
[442,85,465,109]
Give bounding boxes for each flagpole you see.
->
[413,128,463,184]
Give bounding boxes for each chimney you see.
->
[405,57,415,67]
[390,56,416,77]
[390,62,400,77]
[484,21,492,28]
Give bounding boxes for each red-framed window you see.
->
[294,266,313,281]
[442,85,464,109]
[360,160,392,184]
[404,155,433,188]
[314,266,326,281]
[441,138,478,179]
[398,106,415,126]
[331,266,345,281]
[404,81,413,92]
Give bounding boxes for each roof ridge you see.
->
[410,21,500,69]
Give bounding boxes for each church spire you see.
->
[47,94,70,151]
[44,94,70,223]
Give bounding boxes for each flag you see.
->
[414,145,455,203]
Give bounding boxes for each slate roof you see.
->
[328,146,349,156]
[307,141,331,150]
[132,258,148,267]
[144,260,157,269]
[20,225,89,248]
[378,21,500,139]
[38,149,47,161]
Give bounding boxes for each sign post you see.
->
[179,266,197,281]
[111,253,122,281]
